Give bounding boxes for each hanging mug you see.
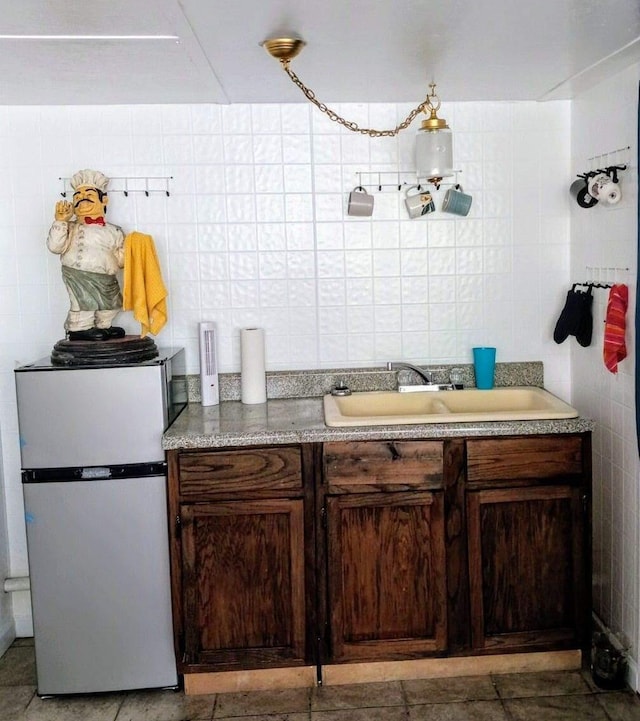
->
[442,184,473,216]
[347,186,374,217]
[588,171,622,205]
[405,185,435,219]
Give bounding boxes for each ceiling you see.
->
[1,0,639,106]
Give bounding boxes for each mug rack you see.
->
[577,145,630,180]
[59,175,173,198]
[352,169,462,192]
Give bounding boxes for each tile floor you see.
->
[2,639,640,720]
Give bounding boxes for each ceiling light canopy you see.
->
[262,35,454,185]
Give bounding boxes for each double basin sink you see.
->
[323,386,578,427]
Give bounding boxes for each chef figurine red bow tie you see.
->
[84,216,106,226]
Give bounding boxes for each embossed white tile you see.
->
[402,304,429,332]
[194,165,226,193]
[253,135,283,164]
[283,135,312,163]
[167,196,198,224]
[259,251,287,279]
[483,190,511,218]
[284,165,312,193]
[256,194,285,223]
[226,194,256,223]
[427,276,457,303]
[345,250,372,277]
[429,303,457,331]
[400,248,429,276]
[348,333,375,361]
[344,223,372,249]
[347,305,374,334]
[319,334,348,363]
[400,222,428,249]
[375,305,402,332]
[483,219,511,245]
[223,135,254,164]
[161,105,192,134]
[287,250,315,278]
[319,306,347,334]
[286,223,315,250]
[230,279,259,307]
[196,194,226,223]
[453,131,483,160]
[281,104,311,134]
[401,276,429,303]
[193,135,224,163]
[198,224,227,252]
[346,278,373,305]
[260,308,290,334]
[163,135,194,165]
[456,219,484,246]
[318,278,346,306]
[257,223,286,251]
[402,331,430,359]
[341,134,371,164]
[313,135,342,163]
[375,332,403,359]
[227,224,257,251]
[284,193,313,222]
[289,307,318,334]
[229,252,258,280]
[225,165,255,194]
[484,247,511,273]
[260,280,289,308]
[166,224,198,252]
[457,302,483,330]
[373,249,400,277]
[315,193,345,222]
[429,330,458,359]
[288,335,318,365]
[287,279,316,307]
[168,253,199,281]
[374,276,401,304]
[199,280,229,310]
[314,164,343,193]
[191,104,223,133]
[221,105,252,134]
[251,104,282,134]
[254,164,285,192]
[372,222,400,248]
[199,252,228,280]
[428,221,456,247]
[316,222,345,250]
[371,192,400,220]
[457,247,483,275]
[456,275,484,302]
[317,250,345,278]
[170,281,200,309]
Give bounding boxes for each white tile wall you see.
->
[570,62,640,688]
[0,98,572,635]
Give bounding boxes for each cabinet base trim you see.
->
[321,650,582,686]
[183,666,316,695]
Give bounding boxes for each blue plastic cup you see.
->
[473,347,496,389]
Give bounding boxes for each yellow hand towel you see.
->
[123,232,168,337]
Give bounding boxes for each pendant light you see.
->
[262,37,454,185]
[414,83,453,187]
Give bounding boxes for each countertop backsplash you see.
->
[185,360,544,403]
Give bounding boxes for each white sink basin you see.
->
[323,387,579,427]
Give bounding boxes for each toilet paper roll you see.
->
[241,327,267,404]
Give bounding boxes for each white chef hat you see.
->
[70,169,110,193]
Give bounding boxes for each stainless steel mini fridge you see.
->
[15,348,187,696]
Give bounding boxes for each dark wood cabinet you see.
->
[167,445,315,673]
[167,432,591,678]
[321,441,449,662]
[465,436,590,654]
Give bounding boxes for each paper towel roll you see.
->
[241,327,267,404]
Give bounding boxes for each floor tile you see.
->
[312,681,404,710]
[595,690,640,720]
[407,699,508,720]
[504,694,610,720]
[403,676,498,704]
[0,684,36,719]
[0,647,37,686]
[312,708,407,721]
[22,692,124,721]
[492,670,591,698]
[116,688,215,721]
[213,688,311,718]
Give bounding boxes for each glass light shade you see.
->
[415,127,453,179]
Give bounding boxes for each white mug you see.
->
[405,185,435,219]
[347,186,374,216]
[588,172,620,204]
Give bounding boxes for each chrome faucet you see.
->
[386,361,433,385]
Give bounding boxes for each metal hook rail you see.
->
[353,169,462,192]
[59,175,173,198]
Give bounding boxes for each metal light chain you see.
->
[281,60,430,137]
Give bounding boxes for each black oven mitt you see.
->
[553,285,593,346]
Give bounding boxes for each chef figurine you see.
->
[48,169,126,341]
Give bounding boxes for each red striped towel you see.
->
[603,284,628,373]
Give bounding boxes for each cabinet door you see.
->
[326,491,447,662]
[181,498,306,670]
[467,485,587,651]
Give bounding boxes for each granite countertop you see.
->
[162,396,594,450]
[164,361,594,450]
